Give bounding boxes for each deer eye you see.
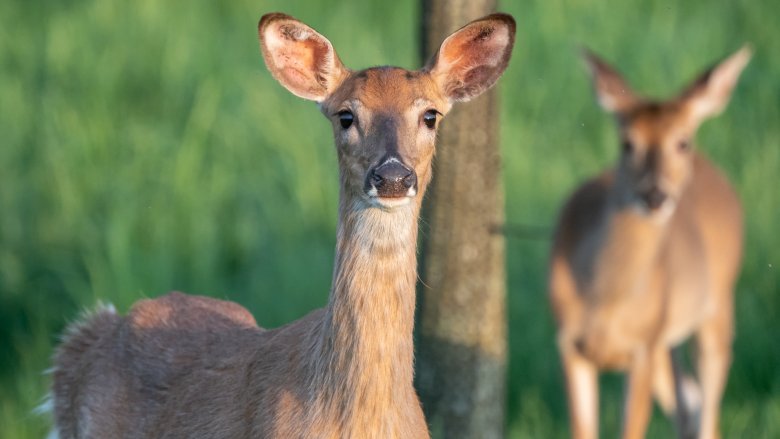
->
[622,140,634,154]
[678,140,691,152]
[338,111,354,129]
[423,110,438,129]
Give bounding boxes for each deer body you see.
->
[550,48,749,439]
[54,204,424,438]
[553,152,742,368]
[51,12,516,439]
[556,152,742,364]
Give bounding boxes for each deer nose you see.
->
[640,187,667,210]
[368,160,417,198]
[574,337,587,356]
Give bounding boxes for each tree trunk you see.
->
[417,1,507,438]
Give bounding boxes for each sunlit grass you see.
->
[1,0,777,437]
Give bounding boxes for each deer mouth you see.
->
[365,186,417,209]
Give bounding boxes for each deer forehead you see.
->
[324,67,448,117]
[623,103,694,147]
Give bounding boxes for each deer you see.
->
[48,12,516,439]
[548,46,750,439]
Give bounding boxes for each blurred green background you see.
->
[1,0,777,437]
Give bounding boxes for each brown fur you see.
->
[51,12,515,439]
[549,46,750,439]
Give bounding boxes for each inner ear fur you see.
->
[425,13,516,102]
[258,13,350,102]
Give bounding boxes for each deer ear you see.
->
[258,13,350,102]
[680,45,752,122]
[425,13,516,102]
[582,48,639,114]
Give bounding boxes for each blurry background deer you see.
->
[549,47,749,439]
[0,0,776,438]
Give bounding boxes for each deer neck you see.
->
[588,191,671,302]
[311,193,421,419]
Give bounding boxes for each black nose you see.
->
[641,187,667,210]
[368,160,417,198]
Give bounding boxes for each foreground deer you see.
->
[50,12,515,439]
[549,47,750,439]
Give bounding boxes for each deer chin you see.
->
[366,195,414,210]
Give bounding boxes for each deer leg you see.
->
[696,298,733,439]
[561,343,599,439]
[621,347,654,439]
[654,346,701,439]
[652,346,676,416]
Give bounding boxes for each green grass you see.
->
[1,0,777,437]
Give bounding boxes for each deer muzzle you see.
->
[366,157,417,199]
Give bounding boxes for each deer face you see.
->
[583,47,751,219]
[614,102,698,217]
[320,68,445,208]
[258,13,515,209]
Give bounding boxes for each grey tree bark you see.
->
[417,1,507,438]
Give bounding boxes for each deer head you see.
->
[583,46,751,219]
[259,13,515,209]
